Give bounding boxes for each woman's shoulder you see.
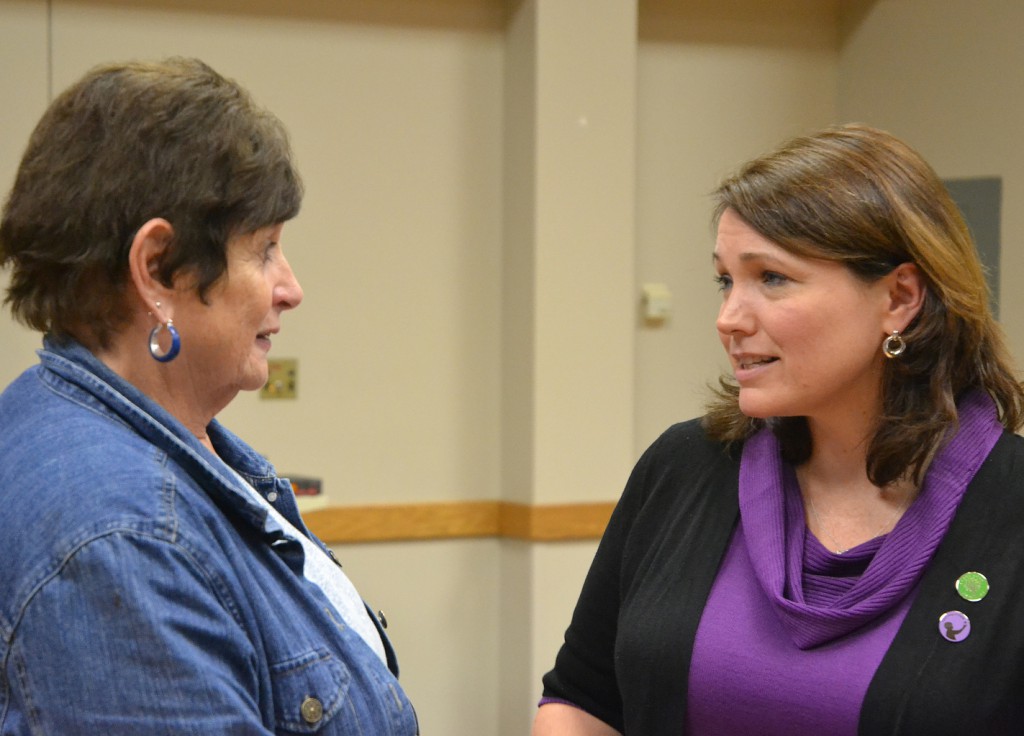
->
[642,416,740,467]
[657,416,716,441]
[2,375,167,496]
[618,417,741,519]
[0,373,220,563]
[976,429,1024,491]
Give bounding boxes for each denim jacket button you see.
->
[300,696,324,724]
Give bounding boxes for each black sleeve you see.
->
[540,419,740,735]
[539,426,673,732]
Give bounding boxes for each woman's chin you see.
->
[245,379,268,394]
[237,371,269,394]
[737,399,775,420]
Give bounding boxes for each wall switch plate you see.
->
[261,358,297,399]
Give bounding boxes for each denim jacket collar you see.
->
[38,336,287,539]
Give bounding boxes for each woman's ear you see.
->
[884,262,926,332]
[127,218,175,317]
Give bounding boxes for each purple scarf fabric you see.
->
[739,391,1003,649]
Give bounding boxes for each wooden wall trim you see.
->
[302,500,615,544]
[497,502,617,541]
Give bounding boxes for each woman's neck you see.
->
[94,327,222,455]
[802,411,876,491]
[797,411,916,553]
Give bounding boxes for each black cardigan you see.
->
[541,419,1024,735]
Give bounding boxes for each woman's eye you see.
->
[762,271,788,286]
[262,242,278,263]
[713,274,732,291]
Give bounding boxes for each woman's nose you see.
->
[716,291,752,336]
[275,257,304,310]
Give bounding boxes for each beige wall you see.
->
[500,3,640,729]
[4,0,1013,733]
[0,0,49,383]
[634,0,839,451]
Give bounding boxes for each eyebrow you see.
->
[711,251,786,265]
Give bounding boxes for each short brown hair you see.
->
[0,57,303,347]
[704,123,1023,485]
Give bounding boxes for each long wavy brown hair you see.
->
[703,124,1023,486]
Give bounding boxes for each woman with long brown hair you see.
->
[534,124,1024,735]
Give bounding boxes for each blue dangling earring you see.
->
[148,302,181,362]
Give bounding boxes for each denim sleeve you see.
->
[4,529,273,735]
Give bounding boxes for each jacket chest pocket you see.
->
[269,648,417,734]
[270,649,350,733]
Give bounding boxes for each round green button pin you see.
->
[956,571,989,602]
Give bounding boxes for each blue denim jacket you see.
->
[0,338,418,735]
